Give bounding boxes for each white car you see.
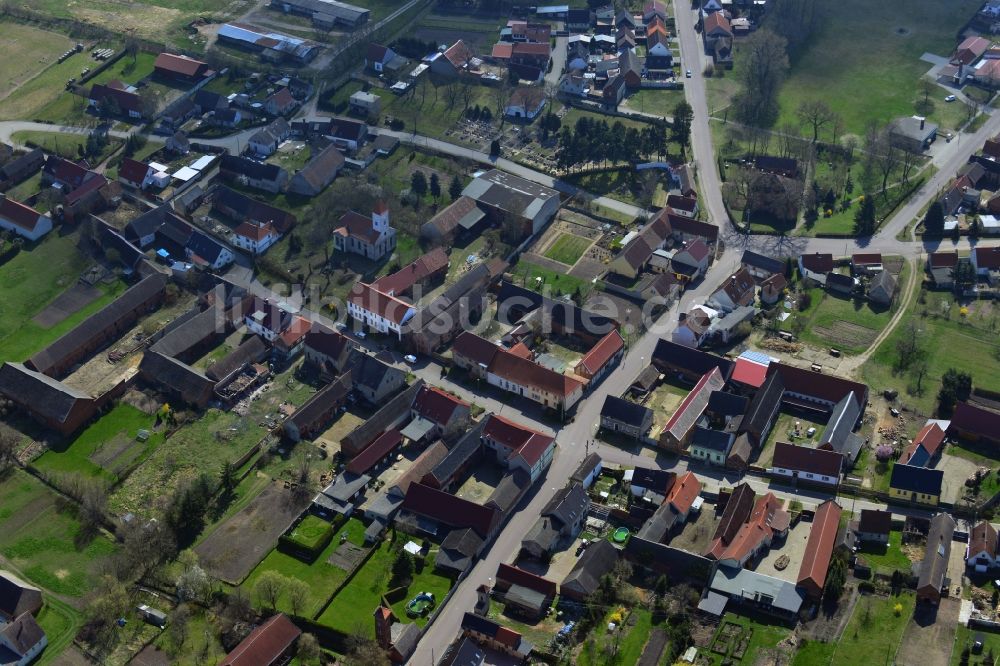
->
[945,94,957,102]
[403,354,417,364]
[355,330,366,339]
[685,69,692,78]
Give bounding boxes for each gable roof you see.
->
[970,521,998,561]
[0,197,43,232]
[858,509,892,536]
[800,252,834,274]
[372,247,448,295]
[576,330,624,376]
[483,413,554,466]
[346,428,402,475]
[708,482,756,554]
[741,250,785,275]
[601,395,652,425]
[651,339,734,380]
[715,493,789,564]
[118,157,151,186]
[901,422,947,465]
[768,362,868,411]
[663,367,725,440]
[401,482,499,538]
[928,251,958,269]
[772,442,843,477]
[666,471,701,515]
[412,385,468,426]
[154,52,208,77]
[341,381,423,454]
[950,402,1000,439]
[562,539,618,597]
[221,613,301,666]
[918,513,956,593]
[890,463,944,495]
[797,500,842,593]
[488,346,585,399]
[0,571,42,620]
[496,563,557,597]
[974,246,1000,270]
[0,612,45,658]
[291,144,344,193]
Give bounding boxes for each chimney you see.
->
[920,117,925,130]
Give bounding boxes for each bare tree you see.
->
[459,82,475,113]
[287,578,310,617]
[734,30,790,127]
[443,82,462,111]
[778,122,800,158]
[796,100,836,143]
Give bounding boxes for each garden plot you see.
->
[455,462,504,504]
[195,481,310,585]
[665,503,720,555]
[810,320,880,351]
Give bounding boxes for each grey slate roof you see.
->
[340,380,423,453]
[425,419,486,487]
[601,395,652,424]
[561,539,619,598]
[0,363,93,425]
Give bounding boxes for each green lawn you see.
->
[952,625,1000,666]
[34,404,164,482]
[830,592,915,666]
[285,515,334,552]
[12,130,122,163]
[703,613,792,665]
[318,543,452,637]
[774,0,981,135]
[862,285,1000,416]
[857,531,911,572]
[509,260,593,299]
[89,51,157,86]
[563,168,649,207]
[792,639,838,666]
[784,281,895,355]
[0,470,116,597]
[544,232,592,266]
[578,609,654,666]
[624,88,686,118]
[243,518,366,618]
[35,596,83,666]
[0,232,126,363]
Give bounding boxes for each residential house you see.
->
[952,35,990,66]
[704,483,755,556]
[651,338,734,383]
[494,564,557,620]
[856,509,892,544]
[220,155,288,193]
[193,89,228,114]
[570,453,603,489]
[851,253,883,275]
[264,87,298,116]
[561,539,619,601]
[349,91,381,117]
[366,43,402,72]
[373,606,420,664]
[302,323,354,376]
[232,221,281,255]
[972,246,1000,279]
[949,402,1000,447]
[399,482,500,541]
[186,229,235,270]
[88,80,143,118]
[153,52,210,82]
[690,427,735,466]
[900,423,947,467]
[643,1,667,23]
[429,40,477,77]
[709,268,756,312]
[798,253,834,284]
[741,250,785,281]
[760,274,788,305]
[459,613,533,661]
[0,612,46,666]
[889,464,943,506]
[600,395,654,440]
[667,195,699,218]
[482,413,556,482]
[409,384,471,442]
[868,270,897,306]
[574,330,625,384]
[796,500,843,601]
[711,493,790,569]
[916,513,956,604]
[770,442,842,487]
[890,116,938,153]
[345,349,406,405]
[968,521,998,572]
[210,108,242,128]
[212,186,297,234]
[118,158,154,190]
[334,201,396,260]
[521,483,589,559]
[815,392,864,468]
[0,196,52,242]
[346,283,414,338]
[0,571,43,621]
[220,613,301,666]
[248,117,290,157]
[825,271,856,296]
[325,117,369,152]
[671,239,712,281]
[658,367,726,452]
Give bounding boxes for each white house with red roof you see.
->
[333,202,396,260]
[264,87,297,116]
[410,384,471,441]
[574,329,624,383]
[232,221,281,255]
[347,282,415,338]
[972,245,1000,278]
[666,471,702,523]
[0,196,52,241]
[483,413,555,482]
[118,158,154,190]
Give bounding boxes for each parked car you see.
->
[403,354,417,364]
[685,69,692,78]
[356,330,366,339]
[335,322,347,331]
[945,94,957,102]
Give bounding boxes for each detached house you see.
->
[798,253,834,284]
[287,144,345,196]
[709,268,756,312]
[346,283,415,338]
[600,395,654,440]
[248,117,290,157]
[0,196,52,242]
[968,521,998,572]
[770,442,842,487]
[88,80,144,118]
[857,509,892,544]
[232,221,281,255]
[900,422,946,467]
[521,483,589,559]
[889,464,943,506]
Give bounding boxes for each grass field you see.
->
[0,22,73,100]
[783,282,895,355]
[510,260,593,299]
[862,286,1000,416]
[578,609,655,666]
[284,515,334,551]
[243,518,366,617]
[0,44,103,121]
[0,470,116,597]
[544,233,592,266]
[89,52,158,86]
[830,592,915,666]
[35,596,83,666]
[702,613,792,665]
[11,130,122,164]
[857,531,911,572]
[775,0,981,135]
[952,625,1000,665]
[34,404,164,482]
[0,232,126,363]
[792,639,838,666]
[623,88,686,117]
[318,542,453,636]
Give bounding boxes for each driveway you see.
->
[546,34,567,89]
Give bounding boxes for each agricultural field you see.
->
[0,41,107,122]
[34,404,164,482]
[544,233,592,266]
[862,286,1000,416]
[774,0,982,135]
[0,231,125,363]
[0,22,73,100]
[0,469,116,598]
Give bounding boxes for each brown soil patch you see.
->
[195,482,310,584]
[327,542,367,571]
[811,321,878,349]
[895,597,960,666]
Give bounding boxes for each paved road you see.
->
[0,120,137,145]
[546,34,568,89]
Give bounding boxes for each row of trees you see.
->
[556,116,669,172]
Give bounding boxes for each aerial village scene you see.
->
[2,0,1000,664]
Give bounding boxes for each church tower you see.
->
[372,200,390,234]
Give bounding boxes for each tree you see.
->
[429,172,441,200]
[923,201,945,236]
[254,570,287,611]
[733,30,789,127]
[895,320,925,372]
[853,194,876,236]
[176,565,212,604]
[490,138,501,156]
[219,460,237,501]
[165,474,214,549]
[410,171,427,197]
[449,174,463,200]
[287,578,310,617]
[938,368,973,415]
[391,551,414,588]
[0,432,16,472]
[80,575,129,656]
[344,637,390,666]
[297,633,322,664]
[671,101,694,155]
[823,552,848,608]
[796,100,836,143]
[168,604,190,653]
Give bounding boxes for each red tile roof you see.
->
[575,330,624,376]
[496,563,557,597]
[444,40,475,68]
[717,493,788,564]
[950,402,1000,440]
[65,174,108,206]
[508,342,533,359]
[797,500,841,596]
[800,252,834,274]
[772,442,843,478]
[767,362,868,411]
[372,247,448,295]
[234,221,277,242]
[664,367,722,435]
[0,198,43,232]
[975,246,1000,270]
[851,253,882,266]
[335,210,380,243]
[278,315,311,349]
[928,251,958,268]
[412,385,468,426]
[666,471,701,515]
[347,428,402,475]
[731,357,769,388]
[901,423,946,465]
[681,238,711,262]
[491,43,513,59]
[267,87,295,110]
[488,348,585,399]
[484,413,554,466]
[154,52,208,78]
[348,283,414,325]
[118,158,150,186]
[221,613,301,666]
[704,11,732,35]
[452,331,501,367]
[970,520,998,561]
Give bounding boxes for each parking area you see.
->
[936,452,981,504]
[756,519,812,584]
